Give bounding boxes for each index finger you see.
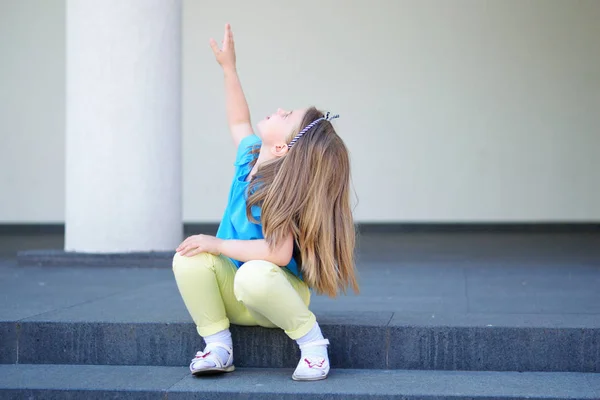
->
[228,24,234,44]
[179,235,195,247]
[223,23,230,47]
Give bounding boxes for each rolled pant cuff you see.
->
[196,318,230,337]
[284,312,317,340]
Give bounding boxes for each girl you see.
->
[172,23,359,381]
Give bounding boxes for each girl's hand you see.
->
[176,234,223,257]
[210,23,236,70]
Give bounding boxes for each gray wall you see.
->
[1,0,599,223]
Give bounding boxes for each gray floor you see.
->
[1,232,599,324]
[1,365,599,399]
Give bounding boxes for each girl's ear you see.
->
[271,143,289,158]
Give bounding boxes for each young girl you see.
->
[172,23,358,381]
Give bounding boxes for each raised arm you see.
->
[210,24,253,147]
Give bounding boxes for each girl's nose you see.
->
[277,108,286,115]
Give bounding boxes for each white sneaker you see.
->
[292,339,330,381]
[189,342,235,376]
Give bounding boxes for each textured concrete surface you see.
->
[17,321,198,367]
[0,322,17,364]
[13,316,396,369]
[0,364,599,400]
[18,249,175,268]
[355,232,600,263]
[168,368,600,400]
[12,318,599,372]
[7,231,600,266]
[387,322,600,372]
[0,364,187,400]
[0,234,63,259]
[0,263,169,321]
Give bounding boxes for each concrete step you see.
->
[3,312,599,372]
[1,364,598,400]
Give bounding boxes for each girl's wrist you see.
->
[216,238,226,256]
[223,65,237,75]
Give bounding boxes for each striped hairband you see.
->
[288,112,340,148]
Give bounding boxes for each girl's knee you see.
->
[233,260,278,301]
[172,252,219,274]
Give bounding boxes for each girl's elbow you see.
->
[272,247,293,267]
[265,235,293,266]
[271,253,292,267]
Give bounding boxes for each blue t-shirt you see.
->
[216,134,301,278]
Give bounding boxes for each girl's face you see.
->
[256,108,307,147]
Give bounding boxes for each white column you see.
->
[65,0,182,252]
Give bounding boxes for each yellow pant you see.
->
[172,252,316,340]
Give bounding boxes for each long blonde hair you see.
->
[247,107,359,297]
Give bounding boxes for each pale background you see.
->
[1,0,599,223]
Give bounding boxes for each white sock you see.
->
[296,322,328,359]
[199,329,233,367]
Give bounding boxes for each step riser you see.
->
[0,323,16,364]
[4,322,599,372]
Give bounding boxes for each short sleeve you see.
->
[250,203,262,223]
[235,135,262,167]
